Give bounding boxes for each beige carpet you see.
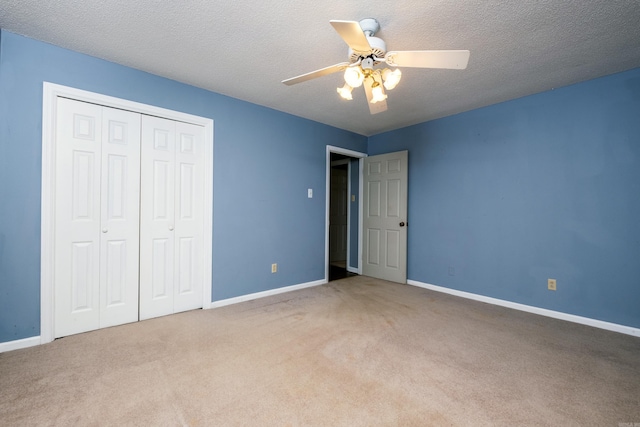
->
[1,276,639,426]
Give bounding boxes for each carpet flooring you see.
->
[1,276,639,426]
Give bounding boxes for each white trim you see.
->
[41,82,214,344]
[41,84,56,344]
[202,117,214,310]
[407,280,640,337]
[325,145,367,281]
[0,336,41,354]
[326,146,369,159]
[210,279,327,308]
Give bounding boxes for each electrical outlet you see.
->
[548,278,557,291]
[271,263,277,273]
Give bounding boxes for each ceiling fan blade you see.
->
[385,50,470,69]
[330,20,372,55]
[282,62,350,86]
[363,77,388,115]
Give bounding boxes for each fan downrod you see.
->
[359,18,380,37]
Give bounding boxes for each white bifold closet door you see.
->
[54,98,206,338]
[54,98,141,338]
[139,116,205,320]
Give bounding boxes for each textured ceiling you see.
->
[1,1,640,136]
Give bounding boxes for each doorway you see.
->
[325,146,366,282]
[329,155,353,280]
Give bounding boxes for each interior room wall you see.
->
[369,67,640,329]
[0,30,367,344]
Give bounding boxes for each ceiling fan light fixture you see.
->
[337,83,354,100]
[370,81,387,104]
[382,68,402,90]
[344,66,364,88]
[281,18,470,116]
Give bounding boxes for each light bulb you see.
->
[382,68,402,90]
[344,67,364,88]
[336,83,353,100]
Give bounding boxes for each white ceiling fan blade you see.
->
[330,20,372,56]
[385,50,470,69]
[282,62,350,86]
[363,77,388,115]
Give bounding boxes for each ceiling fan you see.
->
[282,18,470,115]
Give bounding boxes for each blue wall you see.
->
[0,30,367,343]
[369,68,640,328]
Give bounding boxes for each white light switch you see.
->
[308,189,313,198]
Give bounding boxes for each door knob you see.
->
[168,225,174,231]
[102,228,108,233]
[399,222,405,227]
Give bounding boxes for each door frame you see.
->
[40,82,214,344]
[325,145,366,281]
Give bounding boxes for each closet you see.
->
[53,97,205,338]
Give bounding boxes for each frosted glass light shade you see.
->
[337,83,353,100]
[382,68,402,90]
[371,83,387,104]
[344,67,364,88]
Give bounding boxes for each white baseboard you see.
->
[407,280,640,338]
[0,336,41,353]
[7,279,632,352]
[0,280,328,352]
[347,266,359,274]
[209,279,327,309]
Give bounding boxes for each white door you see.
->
[362,151,408,283]
[54,98,141,338]
[99,107,141,328]
[173,121,205,313]
[139,116,205,320]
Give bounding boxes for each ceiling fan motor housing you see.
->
[349,36,387,63]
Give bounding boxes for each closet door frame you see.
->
[41,82,214,345]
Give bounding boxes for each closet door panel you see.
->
[173,122,204,313]
[54,98,103,338]
[140,116,176,320]
[99,106,141,328]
